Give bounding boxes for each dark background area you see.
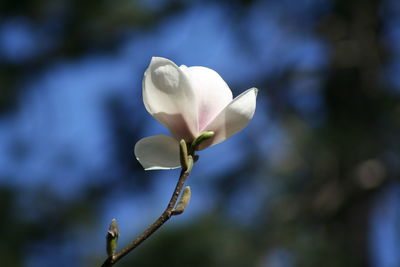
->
[0,0,400,266]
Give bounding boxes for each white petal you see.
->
[143,57,198,141]
[134,135,181,170]
[182,66,233,131]
[198,88,258,150]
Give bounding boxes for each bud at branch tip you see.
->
[106,218,119,257]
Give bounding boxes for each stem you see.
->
[101,163,193,267]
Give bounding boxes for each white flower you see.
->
[134,57,258,170]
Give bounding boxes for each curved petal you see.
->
[143,57,198,141]
[197,88,258,150]
[134,135,180,170]
[182,66,233,131]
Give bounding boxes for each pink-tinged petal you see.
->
[197,88,258,150]
[143,57,198,141]
[134,135,180,170]
[182,66,233,131]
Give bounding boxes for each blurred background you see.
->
[1,0,400,266]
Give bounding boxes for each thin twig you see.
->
[100,157,193,267]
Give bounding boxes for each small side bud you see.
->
[106,219,119,257]
[172,186,191,215]
[179,139,189,170]
[190,131,214,154]
[186,155,193,173]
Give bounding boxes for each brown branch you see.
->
[100,156,193,267]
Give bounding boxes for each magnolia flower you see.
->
[134,57,258,170]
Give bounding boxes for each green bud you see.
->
[106,219,119,257]
[186,155,193,173]
[179,139,189,170]
[189,131,214,154]
[172,186,191,215]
